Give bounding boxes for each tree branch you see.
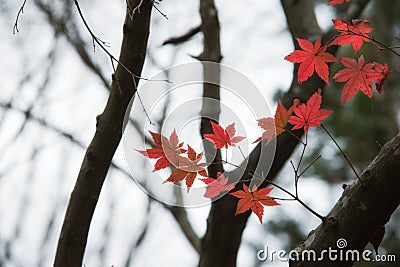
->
[196,0,225,266]
[162,24,202,46]
[34,0,202,253]
[13,0,28,34]
[33,0,110,89]
[53,1,152,266]
[291,131,400,266]
[167,206,201,253]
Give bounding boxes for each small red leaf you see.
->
[200,172,235,198]
[230,184,279,223]
[373,62,390,93]
[330,19,373,52]
[254,99,299,145]
[333,56,386,105]
[136,129,185,171]
[204,121,245,149]
[164,146,208,192]
[328,0,350,6]
[288,89,333,131]
[284,38,337,84]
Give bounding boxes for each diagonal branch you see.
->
[162,24,202,46]
[13,0,28,34]
[53,1,153,266]
[34,0,202,253]
[291,131,400,267]
[1,98,202,254]
[33,0,110,89]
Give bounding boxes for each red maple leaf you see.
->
[200,172,235,198]
[330,19,373,52]
[288,89,333,131]
[328,0,350,6]
[230,184,279,223]
[165,145,208,192]
[284,38,337,84]
[137,129,185,171]
[333,56,385,105]
[254,99,300,144]
[373,62,390,93]
[204,121,245,149]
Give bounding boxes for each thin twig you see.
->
[321,124,361,182]
[151,0,168,20]
[73,0,169,124]
[331,28,400,58]
[287,129,306,145]
[290,160,300,198]
[298,154,321,178]
[205,152,325,221]
[271,197,296,201]
[13,0,28,34]
[162,25,202,46]
[296,130,308,171]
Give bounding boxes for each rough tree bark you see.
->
[53,1,152,266]
[291,131,400,267]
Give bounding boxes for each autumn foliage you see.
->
[284,38,337,84]
[230,184,279,223]
[137,0,394,224]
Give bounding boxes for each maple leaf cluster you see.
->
[137,91,333,223]
[138,123,245,194]
[137,130,185,171]
[330,19,373,53]
[284,13,392,105]
[137,130,207,192]
[137,123,282,223]
[255,90,332,144]
[136,0,394,226]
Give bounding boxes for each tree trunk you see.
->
[53,1,152,266]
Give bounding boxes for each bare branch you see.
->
[162,25,201,46]
[197,0,224,265]
[13,0,28,34]
[151,0,168,20]
[0,101,86,148]
[34,0,110,89]
[34,1,200,253]
[53,1,153,265]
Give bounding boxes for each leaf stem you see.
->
[287,129,306,145]
[203,148,325,221]
[290,160,300,198]
[321,124,361,183]
[298,154,322,178]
